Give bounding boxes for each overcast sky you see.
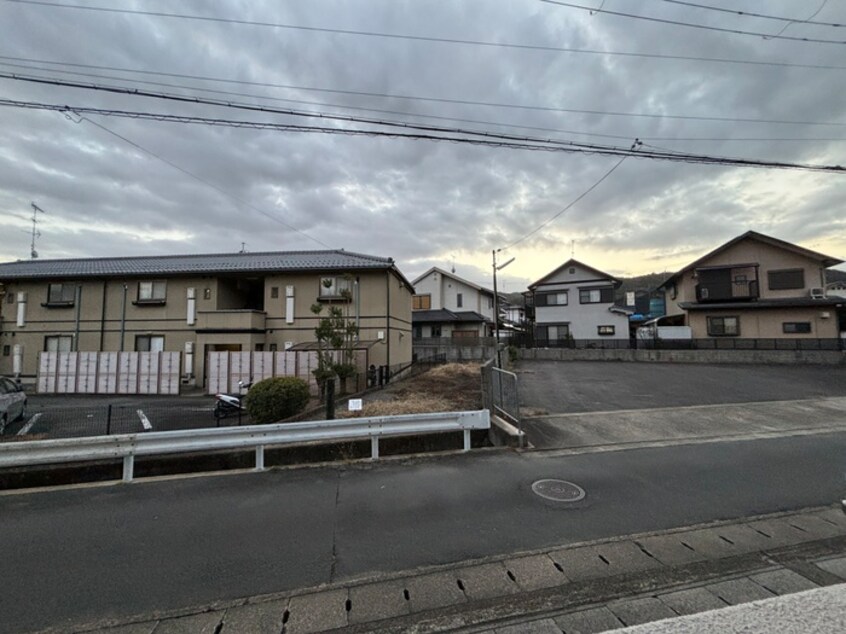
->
[0,0,844,291]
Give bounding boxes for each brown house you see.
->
[660,231,845,342]
[0,250,413,386]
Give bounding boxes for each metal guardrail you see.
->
[0,410,490,482]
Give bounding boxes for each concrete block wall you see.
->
[517,347,846,365]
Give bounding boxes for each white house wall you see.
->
[533,262,628,340]
[414,270,495,321]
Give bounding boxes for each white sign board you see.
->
[348,398,363,412]
[626,291,635,307]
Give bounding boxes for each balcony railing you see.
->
[695,279,759,302]
[196,310,266,332]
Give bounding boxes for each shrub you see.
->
[244,377,311,424]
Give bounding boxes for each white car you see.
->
[0,376,27,434]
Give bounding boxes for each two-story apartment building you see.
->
[0,250,413,385]
[528,259,630,344]
[660,231,845,340]
[411,268,495,338]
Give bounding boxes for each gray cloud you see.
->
[1,0,844,283]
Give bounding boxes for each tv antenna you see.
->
[30,202,45,259]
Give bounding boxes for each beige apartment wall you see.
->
[687,307,840,339]
[0,267,413,381]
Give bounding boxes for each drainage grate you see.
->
[531,479,586,502]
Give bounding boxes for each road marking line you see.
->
[17,412,42,436]
[137,409,153,431]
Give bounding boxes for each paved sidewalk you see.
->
[523,397,846,450]
[65,505,846,634]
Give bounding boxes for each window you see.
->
[488,296,493,309]
[783,322,812,334]
[135,335,165,352]
[6,292,14,304]
[137,281,166,303]
[598,325,615,336]
[768,269,805,291]
[270,287,279,299]
[546,324,569,340]
[431,325,442,337]
[544,292,568,306]
[203,288,211,300]
[579,287,614,304]
[413,325,423,338]
[2,345,9,356]
[44,335,73,352]
[569,267,575,274]
[412,294,432,310]
[456,293,463,308]
[319,276,352,298]
[47,283,76,305]
[707,316,740,336]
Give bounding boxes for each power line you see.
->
[6,71,846,129]
[4,60,846,145]
[541,0,846,45]
[7,61,846,146]
[769,0,830,39]
[74,115,332,248]
[502,157,627,250]
[654,0,843,27]
[2,98,844,174]
[3,1,846,70]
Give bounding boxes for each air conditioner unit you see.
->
[699,287,709,299]
[810,287,826,299]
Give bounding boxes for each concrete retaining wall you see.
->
[414,344,496,362]
[517,347,846,365]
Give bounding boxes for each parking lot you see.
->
[516,360,846,415]
[516,360,846,449]
[2,393,234,440]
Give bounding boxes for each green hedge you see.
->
[244,377,311,424]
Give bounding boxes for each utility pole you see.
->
[30,202,45,259]
[492,249,515,368]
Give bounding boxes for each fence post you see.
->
[255,445,265,471]
[122,455,134,482]
[106,404,112,435]
[463,429,471,452]
[326,378,335,420]
[371,436,379,460]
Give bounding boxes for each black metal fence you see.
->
[510,333,845,351]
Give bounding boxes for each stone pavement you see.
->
[66,504,846,634]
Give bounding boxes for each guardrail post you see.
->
[106,404,112,436]
[371,436,379,460]
[122,455,134,482]
[463,429,471,452]
[255,445,265,471]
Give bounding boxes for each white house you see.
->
[411,267,495,338]
[528,259,630,343]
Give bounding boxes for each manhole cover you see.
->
[532,479,586,502]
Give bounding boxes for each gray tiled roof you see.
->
[0,250,405,281]
[412,309,489,323]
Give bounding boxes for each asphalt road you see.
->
[2,432,845,633]
[516,361,846,415]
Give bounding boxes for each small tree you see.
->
[244,376,310,423]
[311,278,360,396]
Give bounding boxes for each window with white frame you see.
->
[783,322,811,334]
[44,335,73,352]
[707,316,740,336]
[135,335,165,352]
[137,281,167,303]
[546,292,568,306]
[319,276,352,298]
[597,325,615,336]
[47,283,76,305]
[546,324,570,340]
